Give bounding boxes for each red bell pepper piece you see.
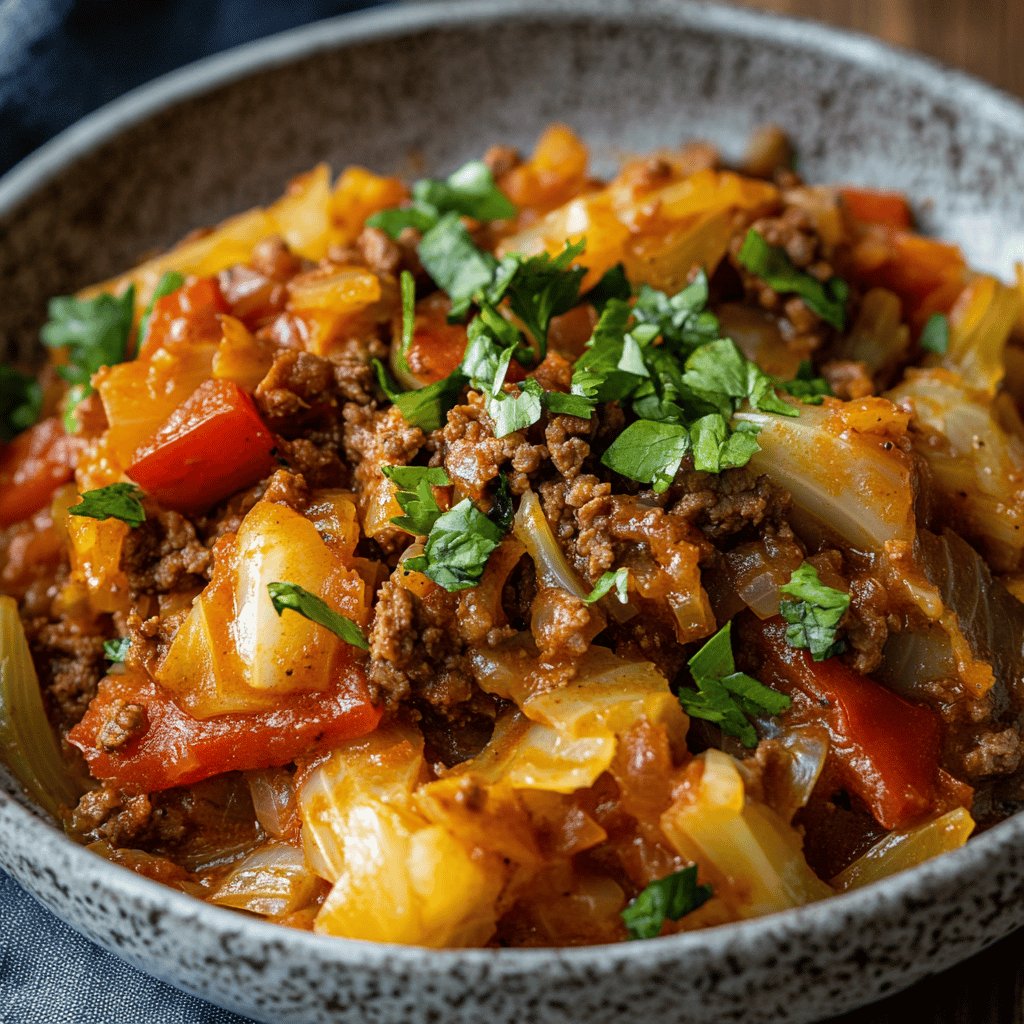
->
[753,617,943,830]
[139,277,228,357]
[126,379,277,513]
[840,188,913,230]
[0,418,83,527]
[68,664,382,793]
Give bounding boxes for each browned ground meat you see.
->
[27,618,107,729]
[122,509,211,594]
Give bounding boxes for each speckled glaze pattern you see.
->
[2,2,1024,1022]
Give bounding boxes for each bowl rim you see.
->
[3,0,1024,974]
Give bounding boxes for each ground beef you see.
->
[122,509,210,595]
[95,698,147,752]
[729,203,838,358]
[530,586,603,662]
[67,782,191,849]
[844,571,892,675]
[254,349,336,424]
[27,618,107,730]
[667,467,787,542]
[821,358,875,401]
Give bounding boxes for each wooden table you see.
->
[724,7,1024,1021]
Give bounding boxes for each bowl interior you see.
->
[3,3,1024,1022]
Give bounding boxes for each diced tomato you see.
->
[0,418,83,527]
[140,277,228,358]
[404,292,470,384]
[840,188,913,230]
[126,379,276,513]
[68,667,382,793]
[754,617,943,830]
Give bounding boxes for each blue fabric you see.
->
[0,6,385,1020]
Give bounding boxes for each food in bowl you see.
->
[2,124,1023,947]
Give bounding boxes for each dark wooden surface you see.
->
[728,4,1024,1022]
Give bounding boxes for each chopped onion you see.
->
[831,807,975,891]
[0,596,79,819]
[246,768,297,839]
[513,489,635,622]
[773,726,829,821]
[210,841,320,917]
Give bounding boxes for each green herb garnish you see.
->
[267,581,369,650]
[41,286,136,433]
[68,483,146,529]
[601,420,692,493]
[381,464,450,536]
[779,562,851,661]
[737,229,849,330]
[621,865,712,940]
[403,498,507,592]
[583,567,629,605]
[920,312,950,355]
[679,621,791,748]
[103,637,131,663]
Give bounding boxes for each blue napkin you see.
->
[0,2,382,1021]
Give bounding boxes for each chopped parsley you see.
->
[381,464,450,536]
[373,359,466,433]
[920,312,950,355]
[689,414,761,474]
[41,286,136,433]
[68,483,146,529]
[621,865,712,940]
[679,621,791,748]
[779,562,851,661]
[584,262,631,313]
[367,159,515,239]
[583,567,629,605]
[486,240,586,358]
[137,271,185,345]
[601,420,691,493]
[418,213,500,318]
[632,271,721,352]
[266,581,369,651]
[403,498,506,592]
[103,637,131,663]
[737,229,849,330]
[682,339,798,420]
[777,360,832,405]
[0,366,43,443]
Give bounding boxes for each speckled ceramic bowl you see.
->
[2,2,1024,1021]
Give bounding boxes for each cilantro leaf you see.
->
[373,359,465,433]
[689,414,761,473]
[68,483,146,529]
[920,312,950,355]
[0,366,43,443]
[41,286,136,432]
[411,160,516,223]
[601,420,691,493]
[777,360,832,405]
[737,230,848,330]
[584,263,632,313]
[404,498,506,591]
[621,865,712,940]
[583,567,629,605]
[368,160,516,241]
[571,299,648,404]
[543,390,597,419]
[488,377,544,438]
[680,621,791,748]
[381,464,450,536]
[488,240,586,358]
[267,581,369,651]
[418,213,498,318]
[632,271,721,352]
[682,339,798,419]
[779,562,851,661]
[103,637,131,663]
[137,271,185,345]
[365,205,437,238]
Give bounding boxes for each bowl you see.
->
[3,2,1024,1022]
